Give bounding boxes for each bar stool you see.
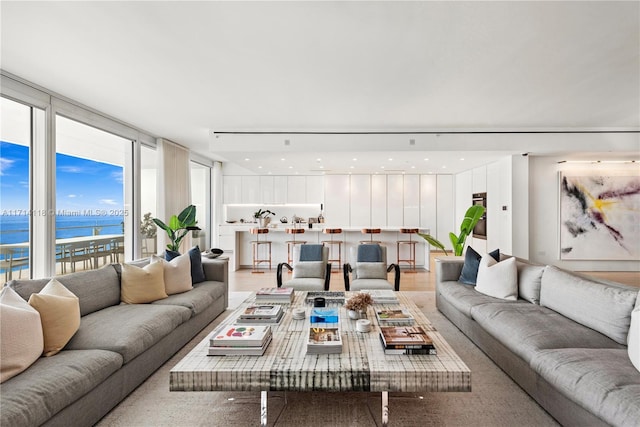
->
[285,228,307,266]
[250,228,271,273]
[359,228,382,244]
[397,228,418,273]
[322,228,343,272]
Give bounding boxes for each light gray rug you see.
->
[97,292,558,426]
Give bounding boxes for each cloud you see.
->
[99,199,118,206]
[111,170,124,184]
[0,158,15,176]
[20,181,29,188]
[59,166,84,173]
[68,194,77,198]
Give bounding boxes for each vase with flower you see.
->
[345,293,373,319]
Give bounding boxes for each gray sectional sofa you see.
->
[436,256,640,427]
[1,257,228,427]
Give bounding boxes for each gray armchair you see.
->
[277,244,331,291]
[343,244,400,291]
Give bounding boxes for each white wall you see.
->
[529,156,640,271]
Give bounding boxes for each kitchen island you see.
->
[218,224,431,272]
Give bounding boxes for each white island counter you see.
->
[217,224,431,272]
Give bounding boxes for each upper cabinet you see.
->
[287,176,306,204]
[241,176,260,204]
[306,176,324,205]
[403,175,420,227]
[223,176,242,204]
[387,175,404,227]
[371,174,387,226]
[324,175,350,226]
[350,175,371,227]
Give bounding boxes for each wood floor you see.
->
[228,253,640,293]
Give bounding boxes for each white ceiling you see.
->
[1,1,639,175]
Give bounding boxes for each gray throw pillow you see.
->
[356,262,387,280]
[293,261,325,279]
[517,262,546,304]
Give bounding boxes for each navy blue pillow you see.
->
[459,247,500,285]
[165,246,206,284]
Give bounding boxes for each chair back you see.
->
[350,244,388,280]
[292,244,329,279]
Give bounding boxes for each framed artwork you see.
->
[560,172,640,260]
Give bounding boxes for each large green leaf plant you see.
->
[153,205,201,252]
[417,205,486,256]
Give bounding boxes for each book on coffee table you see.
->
[379,325,435,351]
[307,326,342,354]
[255,287,295,303]
[208,335,273,356]
[363,289,399,304]
[375,308,415,326]
[210,325,272,347]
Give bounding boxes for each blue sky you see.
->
[0,141,124,212]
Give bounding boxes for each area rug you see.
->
[96,292,558,426]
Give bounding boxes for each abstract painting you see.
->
[560,173,640,260]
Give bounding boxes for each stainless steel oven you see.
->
[472,192,487,240]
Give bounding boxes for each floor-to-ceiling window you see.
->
[54,115,131,273]
[0,97,43,281]
[140,145,157,256]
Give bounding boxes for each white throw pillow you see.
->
[475,256,518,300]
[629,294,639,372]
[0,287,44,383]
[151,254,193,295]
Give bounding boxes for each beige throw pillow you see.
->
[121,261,168,304]
[475,256,518,301]
[28,279,80,357]
[1,287,44,382]
[151,254,193,295]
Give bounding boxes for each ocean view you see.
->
[1,214,124,245]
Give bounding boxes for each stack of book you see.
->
[375,308,415,326]
[379,325,436,355]
[255,287,295,304]
[304,291,345,304]
[208,324,272,356]
[236,304,284,324]
[307,326,342,354]
[363,289,399,304]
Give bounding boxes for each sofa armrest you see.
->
[202,257,228,284]
[435,256,465,284]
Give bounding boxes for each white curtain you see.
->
[157,138,191,253]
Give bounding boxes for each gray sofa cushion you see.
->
[350,278,394,291]
[438,280,524,318]
[540,266,638,345]
[471,302,624,364]
[355,262,387,279]
[516,261,545,304]
[7,264,120,316]
[279,277,326,291]
[531,348,640,427]
[292,261,325,279]
[0,349,122,427]
[152,280,226,316]
[65,304,191,363]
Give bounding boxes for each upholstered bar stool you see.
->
[322,228,343,272]
[359,228,382,245]
[250,228,272,273]
[285,228,307,266]
[397,228,418,273]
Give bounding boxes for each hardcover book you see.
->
[307,326,342,354]
[210,325,272,347]
[379,326,434,349]
[363,289,399,304]
[208,336,272,356]
[240,305,282,318]
[375,308,415,325]
[255,287,295,303]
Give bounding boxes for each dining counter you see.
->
[217,224,431,272]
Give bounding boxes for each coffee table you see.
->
[170,292,471,426]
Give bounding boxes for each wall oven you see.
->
[472,192,487,240]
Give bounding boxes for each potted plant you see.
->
[254,209,275,228]
[345,293,373,319]
[417,204,485,256]
[153,205,201,253]
[140,212,157,238]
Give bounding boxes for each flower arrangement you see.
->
[345,293,373,312]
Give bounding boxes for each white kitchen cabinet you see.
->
[323,175,350,226]
[387,175,404,227]
[472,166,487,194]
[420,175,437,230]
[273,176,287,204]
[259,176,274,203]
[350,175,371,227]
[306,175,324,205]
[403,175,420,227]
[287,176,306,204]
[436,175,455,251]
[223,176,242,204]
[241,176,260,204]
[371,174,387,227]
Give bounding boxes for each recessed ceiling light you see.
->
[424,158,429,161]
[316,158,322,162]
[268,171,272,175]
[381,166,385,169]
[411,166,416,169]
[319,165,324,169]
[388,158,393,161]
[288,166,293,169]
[350,166,354,169]
[460,158,465,161]
[442,165,447,169]
[281,158,286,161]
[352,158,357,161]
[258,166,263,169]
[244,158,250,161]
